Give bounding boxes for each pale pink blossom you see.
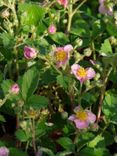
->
[57,0,68,8]
[99,0,113,15]
[48,24,56,34]
[24,46,37,59]
[0,147,9,156]
[71,64,95,83]
[68,106,96,129]
[10,83,20,94]
[54,44,73,68]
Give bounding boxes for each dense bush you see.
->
[0,0,117,155]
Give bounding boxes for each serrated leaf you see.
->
[57,137,74,150]
[80,147,111,156]
[57,75,69,89]
[18,3,45,26]
[50,32,69,45]
[102,90,117,124]
[21,67,39,101]
[15,129,28,142]
[1,79,13,94]
[27,95,48,109]
[99,39,112,56]
[88,135,104,148]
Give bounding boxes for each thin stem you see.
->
[97,67,113,122]
[78,83,83,104]
[67,0,73,33]
[72,0,87,15]
[31,118,37,155]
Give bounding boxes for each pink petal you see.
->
[99,4,108,14]
[64,44,73,53]
[86,67,95,80]
[99,0,105,4]
[71,64,80,74]
[68,115,76,121]
[74,105,81,113]
[86,110,96,123]
[74,119,89,129]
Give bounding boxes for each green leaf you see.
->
[102,53,117,66]
[106,21,117,37]
[99,39,112,56]
[50,32,69,45]
[102,90,117,124]
[88,135,104,148]
[57,137,74,151]
[9,148,28,156]
[18,3,45,26]
[1,79,13,94]
[21,67,39,101]
[15,129,28,142]
[0,33,14,47]
[0,114,6,122]
[80,147,111,156]
[27,95,49,109]
[57,75,70,89]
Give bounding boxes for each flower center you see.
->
[76,111,87,121]
[77,67,87,78]
[55,50,67,62]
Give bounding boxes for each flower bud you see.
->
[109,36,117,45]
[61,111,68,119]
[0,147,9,156]
[1,9,10,18]
[84,48,92,57]
[75,38,83,47]
[94,73,101,81]
[10,83,20,94]
[24,46,37,59]
[48,24,56,34]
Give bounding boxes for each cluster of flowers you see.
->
[9,0,115,130]
[10,43,96,130]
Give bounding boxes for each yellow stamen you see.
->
[55,50,67,62]
[77,67,87,78]
[76,111,87,121]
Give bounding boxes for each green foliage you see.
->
[102,90,117,124]
[57,137,74,151]
[27,95,49,109]
[9,148,28,156]
[18,3,45,26]
[99,39,112,56]
[21,66,39,101]
[15,129,29,142]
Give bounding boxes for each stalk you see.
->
[97,67,113,122]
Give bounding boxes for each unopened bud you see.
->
[1,9,10,18]
[62,19,67,24]
[94,73,101,81]
[75,38,83,47]
[84,48,92,57]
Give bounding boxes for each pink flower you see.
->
[68,106,96,129]
[24,46,37,59]
[57,0,68,8]
[10,83,20,94]
[0,146,9,156]
[54,44,73,68]
[48,24,56,34]
[71,64,95,83]
[98,0,113,15]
